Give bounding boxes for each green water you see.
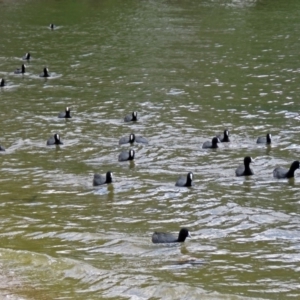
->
[1,0,300,299]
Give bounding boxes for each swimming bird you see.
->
[202,137,220,149]
[119,133,148,145]
[14,64,26,74]
[235,156,254,176]
[93,171,113,186]
[175,172,193,187]
[118,149,135,161]
[273,161,300,179]
[40,67,50,77]
[152,228,191,244]
[0,145,5,151]
[49,24,55,30]
[46,133,63,146]
[119,133,135,145]
[58,107,72,118]
[0,78,5,87]
[257,133,272,144]
[22,53,31,60]
[217,129,230,142]
[124,111,138,122]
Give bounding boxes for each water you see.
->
[1,0,300,299]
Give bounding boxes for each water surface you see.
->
[1,0,300,299]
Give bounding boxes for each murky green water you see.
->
[1,0,300,299]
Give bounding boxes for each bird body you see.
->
[257,133,272,144]
[152,228,191,244]
[119,133,135,145]
[14,64,26,74]
[273,161,299,178]
[58,107,72,118]
[175,172,193,187]
[118,149,135,161]
[119,134,148,145]
[40,67,50,77]
[47,133,63,146]
[235,156,254,176]
[124,111,138,122]
[93,171,113,186]
[217,129,230,142]
[202,137,220,149]
[22,53,31,60]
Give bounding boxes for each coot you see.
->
[118,149,135,161]
[58,107,72,118]
[119,133,135,145]
[175,172,193,187]
[124,111,138,122]
[202,137,220,149]
[119,134,148,145]
[273,161,300,179]
[93,171,113,186]
[47,133,63,145]
[257,133,271,144]
[152,228,191,244]
[14,64,26,74]
[40,67,50,78]
[22,53,31,60]
[217,129,230,142]
[235,156,254,176]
